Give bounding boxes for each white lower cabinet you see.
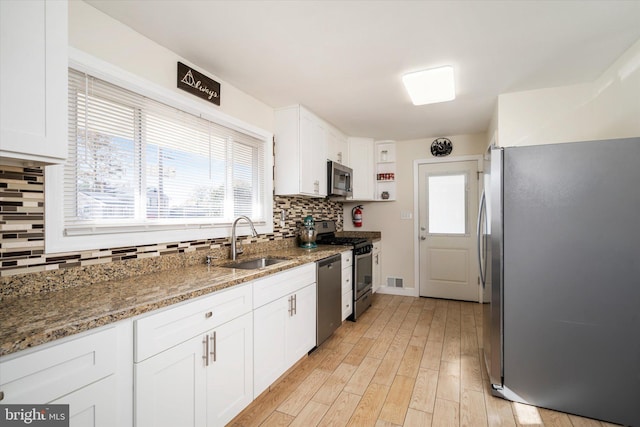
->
[285,283,316,361]
[206,312,253,426]
[373,240,382,293]
[135,312,253,427]
[0,322,131,427]
[51,375,118,427]
[253,264,317,397]
[134,283,253,427]
[253,295,288,396]
[341,250,353,320]
[135,334,206,427]
[253,283,316,397]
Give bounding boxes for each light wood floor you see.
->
[230,293,620,427]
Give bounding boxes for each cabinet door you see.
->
[314,123,328,197]
[51,375,117,427]
[299,109,326,196]
[347,137,375,200]
[286,283,317,365]
[341,266,352,295]
[0,0,67,164]
[373,242,382,293]
[328,127,348,166]
[135,336,206,427]
[341,254,353,320]
[342,290,353,321]
[253,297,288,397]
[206,312,253,427]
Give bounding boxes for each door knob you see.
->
[420,236,426,240]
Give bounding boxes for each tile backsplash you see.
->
[0,164,343,284]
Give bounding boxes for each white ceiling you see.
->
[85,0,640,141]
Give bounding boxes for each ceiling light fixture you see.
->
[402,66,455,106]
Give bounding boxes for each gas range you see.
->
[315,221,373,254]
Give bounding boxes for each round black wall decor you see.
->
[430,137,453,157]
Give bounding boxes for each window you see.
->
[45,60,272,253]
[428,173,467,234]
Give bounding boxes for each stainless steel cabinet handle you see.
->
[210,332,216,363]
[293,294,297,315]
[205,311,213,318]
[203,335,209,366]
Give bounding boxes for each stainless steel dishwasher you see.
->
[316,254,342,346]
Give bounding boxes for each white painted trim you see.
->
[413,155,482,299]
[45,49,274,254]
[375,286,417,297]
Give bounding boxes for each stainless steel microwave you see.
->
[327,161,353,197]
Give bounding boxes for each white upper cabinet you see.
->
[275,105,331,197]
[327,125,349,166]
[347,137,375,201]
[0,0,68,165]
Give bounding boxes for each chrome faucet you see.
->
[231,215,259,260]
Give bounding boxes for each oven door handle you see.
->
[355,251,372,260]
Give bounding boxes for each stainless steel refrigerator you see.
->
[478,137,640,426]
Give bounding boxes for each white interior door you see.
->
[418,160,480,301]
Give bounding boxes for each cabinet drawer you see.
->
[341,267,352,294]
[341,251,352,268]
[0,326,116,404]
[342,290,353,321]
[253,263,316,309]
[135,283,252,362]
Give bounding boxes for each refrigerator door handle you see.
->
[477,190,487,287]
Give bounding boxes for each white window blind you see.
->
[65,68,265,235]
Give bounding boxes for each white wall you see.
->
[344,133,487,290]
[69,1,274,133]
[497,38,640,147]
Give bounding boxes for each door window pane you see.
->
[428,174,467,234]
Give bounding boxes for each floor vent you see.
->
[387,277,404,288]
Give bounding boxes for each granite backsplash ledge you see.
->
[0,237,297,298]
[337,231,381,241]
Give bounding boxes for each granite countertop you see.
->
[0,245,349,357]
[336,231,381,242]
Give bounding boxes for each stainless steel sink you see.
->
[223,257,289,270]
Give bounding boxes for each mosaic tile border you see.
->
[0,165,344,295]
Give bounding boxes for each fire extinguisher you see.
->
[352,205,363,228]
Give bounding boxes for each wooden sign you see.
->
[177,62,221,106]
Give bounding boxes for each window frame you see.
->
[45,49,273,254]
